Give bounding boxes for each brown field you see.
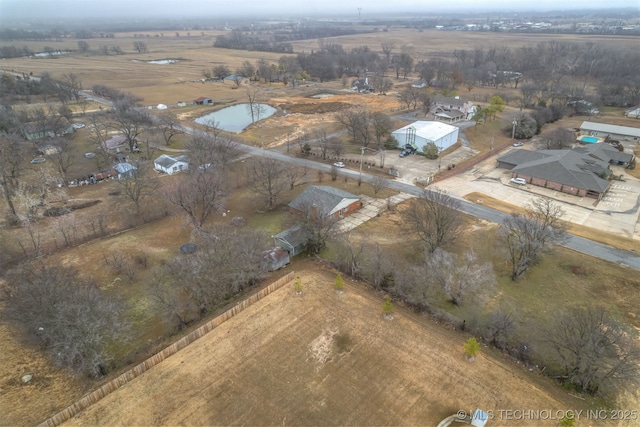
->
[62,260,596,427]
[2,27,640,427]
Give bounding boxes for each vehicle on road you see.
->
[510,177,527,185]
[72,123,86,129]
[512,141,524,147]
[333,161,345,168]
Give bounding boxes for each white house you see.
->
[154,154,189,175]
[625,106,640,119]
[391,121,459,153]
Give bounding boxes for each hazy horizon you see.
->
[1,0,639,22]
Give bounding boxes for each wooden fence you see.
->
[39,271,296,427]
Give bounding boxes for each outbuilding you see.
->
[193,97,212,105]
[391,121,459,154]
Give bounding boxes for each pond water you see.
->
[31,51,70,57]
[195,103,277,133]
[147,59,181,64]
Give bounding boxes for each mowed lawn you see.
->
[63,262,588,427]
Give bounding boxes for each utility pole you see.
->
[359,146,365,185]
[512,119,517,139]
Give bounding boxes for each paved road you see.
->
[82,99,640,271]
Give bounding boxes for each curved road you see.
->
[83,98,640,271]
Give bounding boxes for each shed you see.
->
[625,106,640,119]
[154,154,189,175]
[193,97,212,105]
[391,121,459,154]
[273,226,311,256]
[113,162,137,179]
[262,247,290,271]
[157,104,168,110]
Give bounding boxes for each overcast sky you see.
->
[1,0,638,21]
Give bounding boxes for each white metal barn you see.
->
[391,121,459,153]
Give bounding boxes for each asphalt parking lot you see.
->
[433,147,640,240]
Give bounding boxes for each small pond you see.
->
[310,93,335,99]
[147,59,181,64]
[195,103,277,133]
[31,51,71,57]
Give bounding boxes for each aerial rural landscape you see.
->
[1,1,640,426]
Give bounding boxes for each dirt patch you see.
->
[278,101,352,115]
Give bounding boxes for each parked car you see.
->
[513,141,524,147]
[510,177,527,185]
[399,144,417,157]
[333,161,345,168]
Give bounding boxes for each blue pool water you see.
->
[581,136,599,143]
[195,103,276,133]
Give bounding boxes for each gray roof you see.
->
[273,226,311,248]
[288,186,359,216]
[507,149,611,193]
[154,154,189,168]
[114,162,136,174]
[574,143,633,164]
[580,122,640,138]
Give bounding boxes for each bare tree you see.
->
[538,128,575,150]
[213,64,230,81]
[0,132,26,222]
[543,306,640,396]
[245,86,265,123]
[54,213,78,247]
[381,42,395,63]
[48,138,76,185]
[112,96,152,152]
[133,41,148,53]
[77,40,90,53]
[332,231,369,278]
[284,166,307,190]
[2,262,130,377]
[403,188,462,253]
[151,225,270,324]
[249,157,287,209]
[335,106,372,147]
[501,197,566,280]
[240,60,255,81]
[426,248,494,306]
[157,113,183,146]
[115,161,158,214]
[288,197,340,254]
[87,113,112,169]
[187,122,238,169]
[370,175,388,195]
[164,169,227,228]
[482,309,516,350]
[60,73,83,103]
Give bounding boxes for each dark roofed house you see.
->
[288,185,361,221]
[105,135,128,150]
[496,144,632,199]
[351,77,374,93]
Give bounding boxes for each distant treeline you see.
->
[214,27,368,53]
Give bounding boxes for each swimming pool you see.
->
[581,136,599,143]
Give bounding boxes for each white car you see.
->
[72,123,86,129]
[333,162,345,168]
[510,177,527,185]
[512,141,524,147]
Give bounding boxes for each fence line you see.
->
[39,271,296,427]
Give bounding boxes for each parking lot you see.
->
[427,147,640,240]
